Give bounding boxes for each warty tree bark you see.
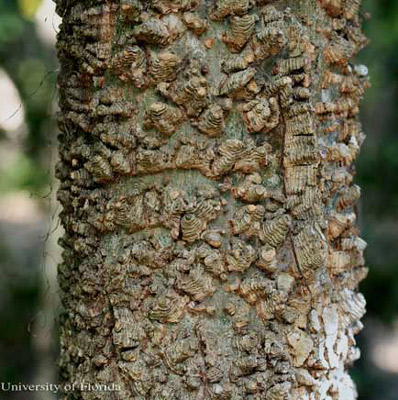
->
[55,0,369,399]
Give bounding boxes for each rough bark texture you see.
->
[55,0,369,399]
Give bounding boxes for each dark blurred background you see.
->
[0,0,397,399]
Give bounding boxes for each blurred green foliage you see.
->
[18,0,43,19]
[0,0,57,195]
[1,153,48,193]
[357,0,398,323]
[0,0,55,392]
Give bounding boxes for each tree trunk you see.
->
[55,0,369,399]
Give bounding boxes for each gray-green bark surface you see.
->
[56,0,369,399]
